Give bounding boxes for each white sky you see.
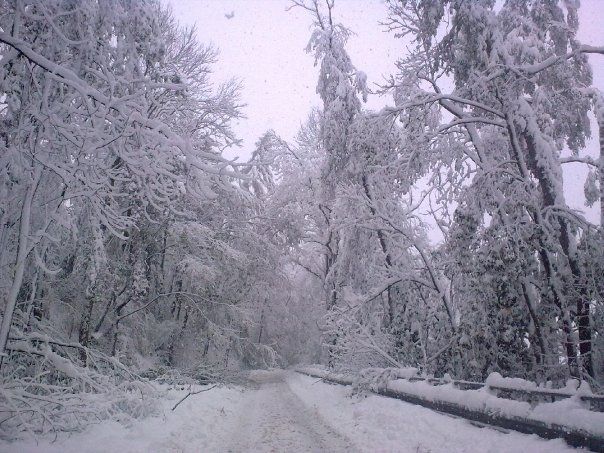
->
[167,0,603,224]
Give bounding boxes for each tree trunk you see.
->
[361,174,394,326]
[504,111,588,377]
[78,292,95,362]
[521,128,593,378]
[257,309,265,343]
[24,265,41,331]
[0,166,41,368]
[599,106,604,227]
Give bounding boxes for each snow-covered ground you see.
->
[1,370,579,453]
[288,373,575,453]
[0,382,248,453]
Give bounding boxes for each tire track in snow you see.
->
[226,370,358,453]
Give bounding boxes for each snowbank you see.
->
[296,366,604,445]
[0,384,246,453]
[287,372,574,452]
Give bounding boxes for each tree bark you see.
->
[600,116,604,227]
[520,122,592,378]
[0,166,41,368]
[361,174,394,326]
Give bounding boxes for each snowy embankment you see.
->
[0,383,247,453]
[296,366,604,449]
[287,372,575,452]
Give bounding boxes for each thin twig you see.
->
[171,385,218,411]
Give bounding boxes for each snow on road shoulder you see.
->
[0,384,246,453]
[286,372,576,453]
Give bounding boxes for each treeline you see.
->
[257,0,604,386]
[0,0,603,439]
[0,0,305,436]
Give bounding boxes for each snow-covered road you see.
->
[1,369,579,453]
[225,370,357,452]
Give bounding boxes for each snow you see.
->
[387,376,604,437]
[298,366,604,439]
[531,396,601,436]
[227,369,356,452]
[386,378,534,419]
[0,384,247,453]
[485,372,537,392]
[287,373,576,453]
[1,370,583,453]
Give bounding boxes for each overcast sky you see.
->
[167,0,603,224]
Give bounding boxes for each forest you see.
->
[0,0,603,440]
